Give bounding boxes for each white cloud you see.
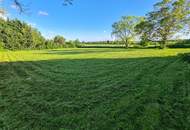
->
[38,11,49,16]
[11,4,18,9]
[10,4,19,10]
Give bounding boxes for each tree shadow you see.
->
[0,55,190,130]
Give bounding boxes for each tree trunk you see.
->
[160,40,166,49]
[125,43,128,48]
[124,40,129,48]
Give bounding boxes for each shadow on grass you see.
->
[0,55,190,130]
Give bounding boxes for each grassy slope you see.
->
[0,48,190,130]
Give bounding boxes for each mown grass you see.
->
[0,48,190,130]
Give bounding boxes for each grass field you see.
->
[1,48,190,130]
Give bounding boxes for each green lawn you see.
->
[1,48,190,130]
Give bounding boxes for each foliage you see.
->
[45,39,61,49]
[54,35,66,45]
[136,0,190,49]
[1,48,190,129]
[65,41,77,48]
[76,44,125,48]
[76,41,124,48]
[168,39,190,48]
[112,16,144,48]
[0,18,45,50]
[0,18,72,50]
[139,40,152,47]
[135,19,154,45]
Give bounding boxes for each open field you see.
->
[1,48,190,130]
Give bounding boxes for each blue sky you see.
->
[2,0,160,41]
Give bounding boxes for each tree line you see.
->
[0,18,77,50]
[1,0,190,50]
[112,0,190,49]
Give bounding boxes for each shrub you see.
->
[65,42,76,48]
[168,40,190,48]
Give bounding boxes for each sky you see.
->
[1,0,160,41]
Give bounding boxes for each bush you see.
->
[65,42,76,48]
[139,41,149,47]
[168,40,190,48]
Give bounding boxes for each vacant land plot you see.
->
[1,48,190,130]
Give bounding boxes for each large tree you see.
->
[136,0,190,49]
[112,16,143,48]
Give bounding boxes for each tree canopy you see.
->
[112,16,143,48]
[0,18,45,49]
[136,0,190,48]
[110,0,190,48]
[0,18,70,50]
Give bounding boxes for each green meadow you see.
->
[1,48,190,130]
